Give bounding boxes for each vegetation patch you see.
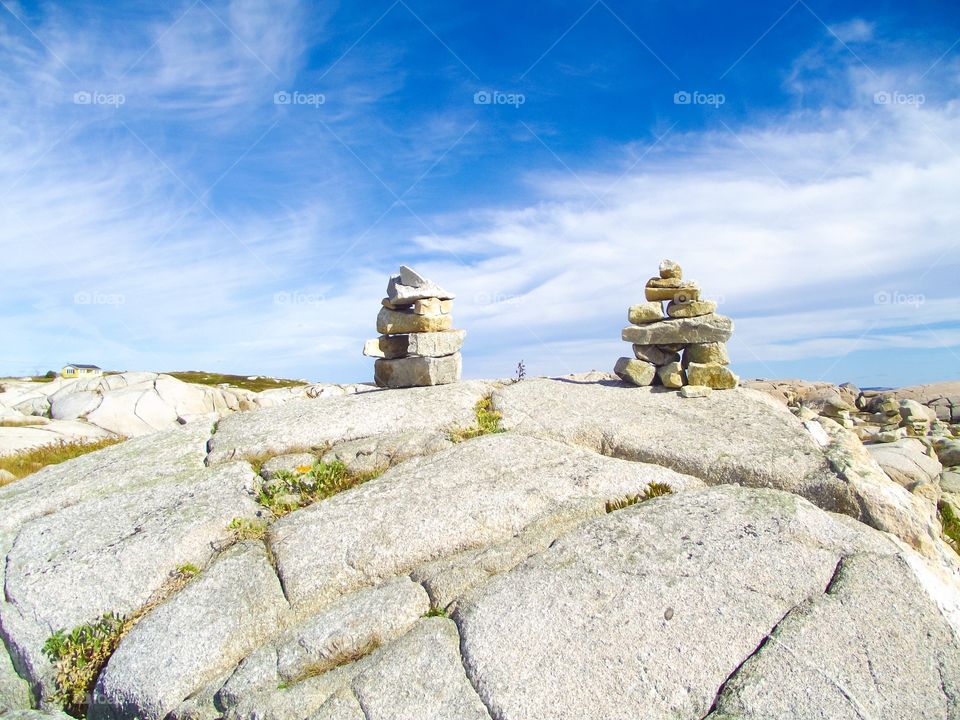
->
[228,517,268,540]
[605,482,674,513]
[166,371,307,393]
[0,417,48,427]
[43,612,130,716]
[257,460,383,517]
[423,607,448,618]
[175,563,200,578]
[0,437,124,484]
[939,501,960,552]
[448,396,505,443]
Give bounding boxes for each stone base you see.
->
[375,353,462,388]
[614,357,656,387]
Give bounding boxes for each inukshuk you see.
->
[363,266,464,388]
[616,259,738,396]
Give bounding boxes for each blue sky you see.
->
[1,0,958,387]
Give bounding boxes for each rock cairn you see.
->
[363,266,465,388]
[616,259,738,395]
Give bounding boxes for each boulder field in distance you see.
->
[0,371,958,719]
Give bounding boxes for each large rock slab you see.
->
[215,577,429,708]
[706,552,960,719]
[206,380,497,465]
[492,378,849,510]
[453,486,960,720]
[375,307,452,335]
[269,434,704,611]
[622,314,732,344]
[386,266,455,303]
[93,542,288,720]
[0,424,264,701]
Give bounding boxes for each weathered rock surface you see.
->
[627,302,663,324]
[867,438,943,489]
[613,357,656,386]
[707,552,960,720]
[454,486,960,720]
[269,434,703,611]
[206,380,497,465]
[864,380,960,422]
[92,542,288,720]
[622,314,733,345]
[666,299,716,318]
[683,342,730,366]
[632,344,680,366]
[687,362,739,389]
[386,266,455,303]
[375,307,453,335]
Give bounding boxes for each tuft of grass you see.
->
[448,396,505,443]
[0,437,124,483]
[228,517,268,541]
[939,501,960,552]
[166,371,307,393]
[257,461,382,517]
[605,482,674,513]
[423,607,448,618]
[43,612,131,717]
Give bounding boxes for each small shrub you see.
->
[0,437,124,483]
[43,612,131,717]
[449,396,505,443]
[228,517,268,540]
[257,461,381,517]
[605,482,674,513]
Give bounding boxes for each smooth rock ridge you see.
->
[616,258,738,391]
[364,266,464,388]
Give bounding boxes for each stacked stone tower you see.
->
[616,259,737,395]
[363,266,465,388]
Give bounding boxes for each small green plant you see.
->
[605,482,674,513]
[939,501,960,552]
[257,461,382,517]
[449,396,505,443]
[423,607,448,618]
[43,612,131,717]
[175,563,200,577]
[0,437,125,483]
[228,517,268,540]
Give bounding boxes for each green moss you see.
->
[449,396,505,443]
[43,612,132,717]
[605,482,674,513]
[175,563,200,577]
[423,607,448,618]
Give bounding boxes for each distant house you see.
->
[61,363,103,379]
